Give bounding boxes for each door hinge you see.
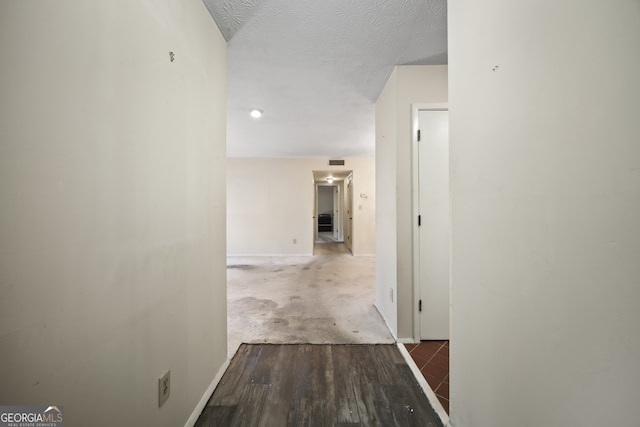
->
[418,215,421,226]
[419,299,422,312]
[417,129,421,141]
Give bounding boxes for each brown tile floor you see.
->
[405,340,449,414]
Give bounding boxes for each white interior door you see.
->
[313,183,318,243]
[418,110,450,340]
[333,185,342,241]
[345,174,353,253]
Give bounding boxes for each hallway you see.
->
[226,251,394,357]
[218,246,451,425]
[224,246,451,423]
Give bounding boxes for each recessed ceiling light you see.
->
[250,109,263,119]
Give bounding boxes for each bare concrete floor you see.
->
[227,244,394,357]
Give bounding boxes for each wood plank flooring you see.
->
[196,344,443,427]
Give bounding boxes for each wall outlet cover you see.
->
[158,370,170,408]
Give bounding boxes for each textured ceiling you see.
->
[203,0,447,157]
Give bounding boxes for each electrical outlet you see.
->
[158,370,170,408]
[390,288,394,302]
[293,238,297,244]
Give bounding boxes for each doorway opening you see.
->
[312,170,353,255]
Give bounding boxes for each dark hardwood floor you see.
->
[196,344,443,427]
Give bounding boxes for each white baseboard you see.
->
[397,343,450,427]
[373,303,398,341]
[184,357,231,427]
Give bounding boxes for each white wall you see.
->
[227,157,375,255]
[375,70,399,335]
[449,1,640,426]
[0,2,227,426]
[375,65,448,338]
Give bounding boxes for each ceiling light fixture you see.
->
[250,109,263,119]
[327,177,334,184]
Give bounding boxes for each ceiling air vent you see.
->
[329,159,345,166]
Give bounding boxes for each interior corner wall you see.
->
[0,2,227,426]
[449,1,640,426]
[375,69,399,336]
[227,157,375,256]
[375,65,448,339]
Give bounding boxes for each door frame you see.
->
[411,103,450,341]
[316,183,343,241]
[332,185,342,242]
[345,172,354,254]
[313,182,318,244]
